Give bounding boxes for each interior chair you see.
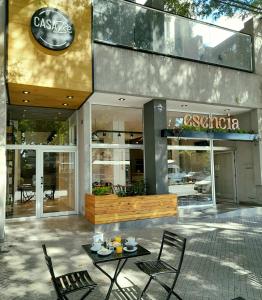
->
[135,230,186,300]
[42,244,97,300]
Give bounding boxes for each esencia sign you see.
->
[183,114,240,130]
[31,7,75,50]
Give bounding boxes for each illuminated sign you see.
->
[183,114,240,130]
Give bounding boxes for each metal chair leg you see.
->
[171,291,182,300]
[138,277,152,299]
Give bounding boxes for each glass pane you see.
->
[168,138,210,146]
[92,105,143,144]
[6,149,36,218]
[93,0,252,71]
[7,106,77,145]
[43,152,75,213]
[92,148,144,189]
[168,149,212,206]
[214,152,235,202]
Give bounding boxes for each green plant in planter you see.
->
[181,125,203,131]
[181,125,254,135]
[133,181,147,195]
[115,181,147,197]
[92,186,112,196]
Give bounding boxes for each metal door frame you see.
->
[6,145,78,219]
[213,149,237,204]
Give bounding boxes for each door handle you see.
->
[41,177,44,185]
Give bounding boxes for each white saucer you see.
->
[97,249,113,256]
[123,246,137,253]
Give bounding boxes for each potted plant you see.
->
[92,186,112,196]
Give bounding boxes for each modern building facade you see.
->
[1,0,262,240]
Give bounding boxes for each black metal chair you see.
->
[42,244,97,300]
[135,231,186,300]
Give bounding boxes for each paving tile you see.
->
[1,211,262,299]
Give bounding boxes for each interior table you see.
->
[18,184,35,203]
[82,244,151,300]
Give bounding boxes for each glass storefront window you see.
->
[168,149,212,206]
[93,0,252,72]
[7,106,77,145]
[92,148,144,189]
[167,138,210,146]
[6,149,36,218]
[92,105,143,144]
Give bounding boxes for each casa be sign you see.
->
[31,7,75,50]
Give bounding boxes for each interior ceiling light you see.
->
[118,98,126,102]
[58,112,62,115]
[22,91,30,94]
[62,103,69,106]
[66,96,74,99]
[22,99,30,103]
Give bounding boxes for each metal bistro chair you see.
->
[42,244,97,300]
[135,231,186,300]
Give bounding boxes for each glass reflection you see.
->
[93,0,252,71]
[168,149,212,206]
[92,105,143,144]
[43,152,76,214]
[7,106,77,145]
[6,150,36,218]
[92,148,144,188]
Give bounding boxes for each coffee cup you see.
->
[126,244,134,250]
[126,237,136,245]
[91,242,102,251]
[93,232,104,243]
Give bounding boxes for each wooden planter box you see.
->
[85,194,177,225]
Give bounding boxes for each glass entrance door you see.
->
[6,148,77,219]
[40,151,76,216]
[214,151,236,203]
[168,147,212,206]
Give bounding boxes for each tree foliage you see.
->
[164,0,262,19]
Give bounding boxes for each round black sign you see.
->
[31,7,75,50]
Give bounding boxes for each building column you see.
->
[78,101,92,215]
[143,99,168,194]
[251,109,262,202]
[0,0,7,242]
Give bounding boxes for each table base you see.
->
[95,258,131,300]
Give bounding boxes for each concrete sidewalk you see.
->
[1,208,262,300]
